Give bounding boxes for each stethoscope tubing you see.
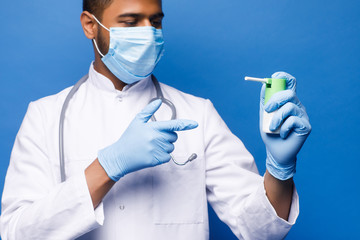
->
[59,75,196,183]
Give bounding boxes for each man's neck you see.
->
[93,58,127,91]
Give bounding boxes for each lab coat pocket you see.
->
[152,154,205,225]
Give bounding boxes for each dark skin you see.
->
[80,0,293,221]
[81,0,163,91]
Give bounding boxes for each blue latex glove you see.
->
[260,72,311,180]
[98,99,198,182]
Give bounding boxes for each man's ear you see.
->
[80,11,97,39]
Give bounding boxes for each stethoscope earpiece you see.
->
[171,153,198,166]
[150,75,197,166]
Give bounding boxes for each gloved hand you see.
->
[260,72,311,180]
[98,99,198,182]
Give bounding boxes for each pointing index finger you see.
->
[152,119,199,132]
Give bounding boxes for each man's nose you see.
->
[140,19,152,27]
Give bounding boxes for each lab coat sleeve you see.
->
[1,102,104,240]
[204,99,299,240]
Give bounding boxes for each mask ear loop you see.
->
[92,14,110,32]
[93,39,105,58]
[92,14,110,58]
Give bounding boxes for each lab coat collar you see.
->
[87,62,152,95]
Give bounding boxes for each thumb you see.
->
[271,71,297,92]
[153,119,199,132]
[136,99,162,123]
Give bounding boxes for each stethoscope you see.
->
[59,75,197,182]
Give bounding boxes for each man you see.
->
[1,0,311,239]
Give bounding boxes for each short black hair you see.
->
[83,0,114,20]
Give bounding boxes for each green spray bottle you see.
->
[245,76,286,134]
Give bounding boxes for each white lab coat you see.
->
[1,63,298,240]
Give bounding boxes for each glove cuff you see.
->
[266,156,297,181]
[98,148,126,182]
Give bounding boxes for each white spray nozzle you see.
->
[245,76,268,84]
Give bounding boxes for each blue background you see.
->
[0,0,359,239]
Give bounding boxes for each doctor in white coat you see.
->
[1,0,311,239]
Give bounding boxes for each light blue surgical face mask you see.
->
[92,15,165,84]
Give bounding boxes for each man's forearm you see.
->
[85,159,115,209]
[264,170,294,221]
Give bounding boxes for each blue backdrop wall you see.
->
[0,0,359,239]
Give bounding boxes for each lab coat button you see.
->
[119,205,125,210]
